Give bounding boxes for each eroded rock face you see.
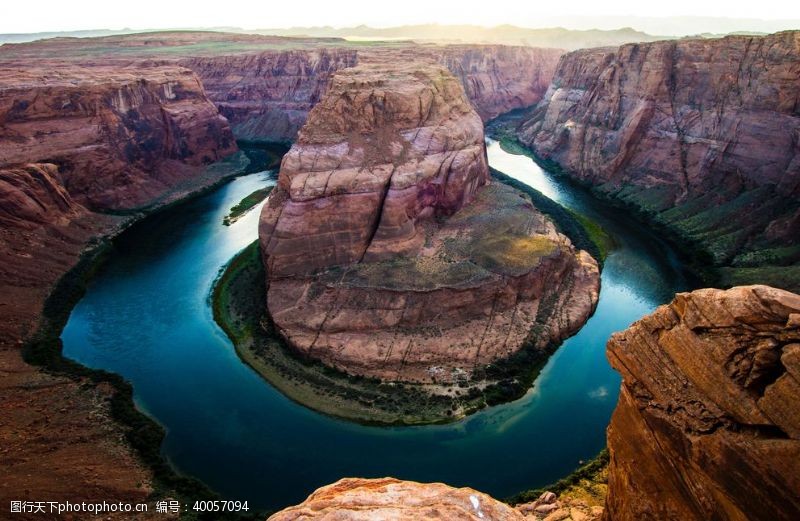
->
[261,63,489,276]
[0,32,564,144]
[0,64,237,211]
[518,31,800,287]
[182,44,562,142]
[435,45,562,121]
[259,63,599,383]
[268,478,527,521]
[605,285,800,520]
[268,479,602,521]
[181,49,359,142]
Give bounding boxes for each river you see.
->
[61,140,695,511]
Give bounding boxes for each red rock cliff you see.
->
[180,49,359,142]
[259,63,598,384]
[0,64,237,211]
[183,44,562,142]
[518,31,800,289]
[605,285,800,520]
[434,45,562,121]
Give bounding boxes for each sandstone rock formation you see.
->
[0,164,156,516]
[0,61,245,511]
[0,32,563,143]
[605,285,800,520]
[0,64,237,211]
[268,478,527,521]
[259,63,598,384]
[518,31,800,290]
[180,49,359,142]
[187,44,562,141]
[268,479,602,521]
[434,45,561,121]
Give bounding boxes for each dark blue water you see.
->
[61,143,693,511]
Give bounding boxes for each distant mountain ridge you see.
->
[1,24,664,50]
[253,24,664,50]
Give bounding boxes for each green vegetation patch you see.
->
[223,186,273,225]
[489,167,607,264]
[507,449,609,507]
[472,235,557,273]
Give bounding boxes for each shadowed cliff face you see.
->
[0,64,237,211]
[259,63,598,384]
[180,49,360,142]
[518,31,800,290]
[605,285,800,521]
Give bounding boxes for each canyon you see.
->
[0,27,799,521]
[258,62,599,384]
[0,31,568,511]
[267,285,800,521]
[517,31,800,291]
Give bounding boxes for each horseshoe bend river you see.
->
[61,140,695,511]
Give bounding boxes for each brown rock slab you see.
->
[604,285,800,521]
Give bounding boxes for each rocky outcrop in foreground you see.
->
[605,285,800,520]
[268,478,601,521]
[259,63,598,384]
[519,31,800,291]
[0,64,237,211]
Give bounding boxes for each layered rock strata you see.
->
[0,164,155,515]
[268,479,602,521]
[0,32,564,143]
[0,64,237,211]
[604,285,800,520]
[180,49,359,142]
[518,31,800,290]
[259,63,598,383]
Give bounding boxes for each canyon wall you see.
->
[180,49,359,142]
[183,44,562,142]
[434,45,562,121]
[605,285,800,520]
[0,61,246,511]
[259,63,598,384]
[0,64,238,211]
[518,31,800,290]
[0,164,155,514]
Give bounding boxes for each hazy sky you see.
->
[2,0,799,34]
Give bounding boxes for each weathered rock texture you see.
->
[605,285,800,520]
[0,64,237,211]
[180,44,562,141]
[268,479,602,521]
[0,164,157,518]
[519,31,800,291]
[259,63,598,383]
[434,45,562,121]
[180,49,359,142]
[0,32,564,143]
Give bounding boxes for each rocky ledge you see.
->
[268,478,601,521]
[605,285,800,520]
[259,63,598,385]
